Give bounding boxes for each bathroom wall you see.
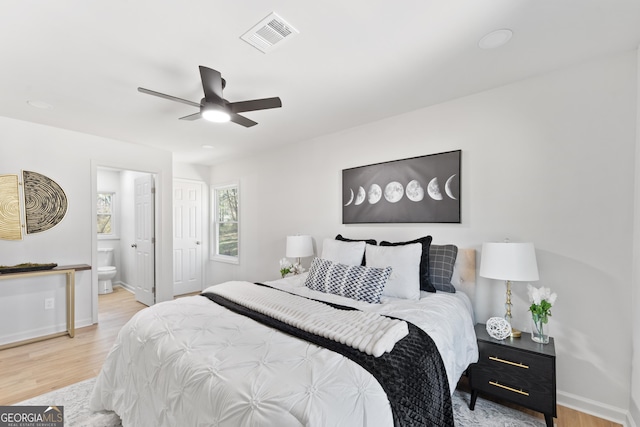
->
[97,168,122,284]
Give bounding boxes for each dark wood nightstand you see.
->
[469,323,557,427]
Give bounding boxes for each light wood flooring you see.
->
[0,286,622,426]
[0,286,146,405]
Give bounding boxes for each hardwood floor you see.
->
[0,287,623,426]
[0,286,146,405]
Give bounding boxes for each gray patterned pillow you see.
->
[429,244,458,293]
[305,258,391,304]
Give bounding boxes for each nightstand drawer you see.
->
[477,341,554,375]
[470,367,555,414]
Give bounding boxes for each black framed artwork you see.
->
[342,150,461,224]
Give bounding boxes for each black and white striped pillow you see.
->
[305,258,391,304]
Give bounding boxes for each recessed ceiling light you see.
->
[202,145,214,149]
[27,100,54,110]
[478,29,513,49]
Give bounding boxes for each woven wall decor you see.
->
[23,170,68,234]
[0,174,22,240]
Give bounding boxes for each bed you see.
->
[90,238,479,426]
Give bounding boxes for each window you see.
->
[212,183,239,263]
[97,192,116,237]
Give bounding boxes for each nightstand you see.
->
[469,323,557,427]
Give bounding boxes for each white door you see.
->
[134,175,155,306]
[173,180,204,296]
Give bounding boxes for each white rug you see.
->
[17,377,544,426]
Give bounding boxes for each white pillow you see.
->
[365,243,421,300]
[321,238,366,266]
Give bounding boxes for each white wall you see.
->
[174,161,210,182]
[210,51,638,422]
[630,46,640,427]
[0,117,174,344]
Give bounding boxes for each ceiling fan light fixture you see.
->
[202,104,231,123]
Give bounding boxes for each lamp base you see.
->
[511,328,522,338]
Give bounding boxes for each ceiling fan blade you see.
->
[199,66,224,103]
[179,112,202,121]
[228,97,282,113]
[230,112,258,128]
[138,87,201,108]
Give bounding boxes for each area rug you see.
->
[17,377,544,426]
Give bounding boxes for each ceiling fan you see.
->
[138,66,282,128]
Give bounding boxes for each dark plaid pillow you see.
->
[429,244,458,293]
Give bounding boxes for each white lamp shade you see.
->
[479,242,539,281]
[286,235,314,258]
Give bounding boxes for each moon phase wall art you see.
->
[0,170,68,240]
[342,150,461,224]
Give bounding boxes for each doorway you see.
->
[96,167,157,308]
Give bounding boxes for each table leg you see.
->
[469,390,478,410]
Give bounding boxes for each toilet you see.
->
[97,248,117,294]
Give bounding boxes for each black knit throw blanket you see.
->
[201,284,454,427]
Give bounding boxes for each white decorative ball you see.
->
[486,317,512,340]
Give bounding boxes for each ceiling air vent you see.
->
[241,12,299,54]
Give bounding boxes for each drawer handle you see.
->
[489,381,530,396]
[489,356,529,369]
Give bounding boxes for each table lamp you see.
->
[286,235,314,265]
[479,241,539,338]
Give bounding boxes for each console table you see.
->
[0,264,91,350]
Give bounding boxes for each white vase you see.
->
[531,315,550,344]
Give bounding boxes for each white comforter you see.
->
[90,274,478,427]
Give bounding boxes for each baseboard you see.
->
[115,281,135,293]
[558,390,629,425]
[0,316,93,347]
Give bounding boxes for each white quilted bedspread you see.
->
[90,275,478,427]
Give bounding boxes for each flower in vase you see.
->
[527,284,557,325]
[279,258,293,278]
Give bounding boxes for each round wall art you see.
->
[0,174,22,240]
[22,170,68,234]
[486,317,512,340]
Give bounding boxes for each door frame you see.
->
[90,161,162,323]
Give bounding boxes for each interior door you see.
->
[134,175,155,306]
[173,180,204,296]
